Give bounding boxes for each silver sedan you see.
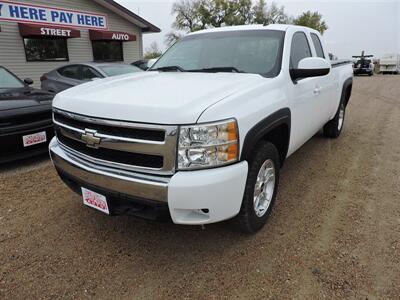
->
[40,63,142,93]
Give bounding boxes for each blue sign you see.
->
[0,1,108,29]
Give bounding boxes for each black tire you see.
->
[323,96,346,138]
[234,142,280,234]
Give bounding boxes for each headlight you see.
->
[177,119,239,170]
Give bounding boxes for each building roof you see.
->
[93,0,161,33]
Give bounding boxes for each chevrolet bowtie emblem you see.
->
[81,129,101,148]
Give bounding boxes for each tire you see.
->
[234,141,280,234]
[323,96,346,138]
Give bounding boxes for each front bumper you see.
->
[49,137,248,225]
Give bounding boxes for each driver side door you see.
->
[288,31,327,152]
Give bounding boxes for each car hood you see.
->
[53,72,265,124]
[0,88,54,111]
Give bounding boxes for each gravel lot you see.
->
[1,75,399,299]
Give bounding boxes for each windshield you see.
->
[151,30,285,77]
[0,67,24,89]
[99,65,142,77]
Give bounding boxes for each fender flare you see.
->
[240,108,291,164]
[342,78,353,106]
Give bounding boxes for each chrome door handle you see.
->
[313,87,322,95]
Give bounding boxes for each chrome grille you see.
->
[53,109,178,175]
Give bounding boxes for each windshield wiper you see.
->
[151,65,186,72]
[188,67,245,73]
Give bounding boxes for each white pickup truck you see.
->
[49,25,353,233]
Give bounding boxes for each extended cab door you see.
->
[309,32,337,120]
[287,31,332,151]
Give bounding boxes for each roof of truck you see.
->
[188,24,317,36]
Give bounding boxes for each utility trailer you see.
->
[380,54,400,74]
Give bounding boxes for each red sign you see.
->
[89,29,136,42]
[18,23,80,38]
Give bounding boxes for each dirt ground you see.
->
[1,75,399,299]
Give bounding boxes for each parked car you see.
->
[0,66,54,163]
[49,25,353,233]
[352,51,374,76]
[131,58,159,70]
[41,63,142,93]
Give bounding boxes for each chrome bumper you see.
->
[49,138,169,203]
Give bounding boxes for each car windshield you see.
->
[99,65,142,77]
[0,67,24,89]
[150,30,285,77]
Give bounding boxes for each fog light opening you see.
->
[201,209,209,214]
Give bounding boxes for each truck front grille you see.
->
[53,109,178,175]
[53,112,165,141]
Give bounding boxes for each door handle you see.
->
[313,87,322,95]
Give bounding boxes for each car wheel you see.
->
[234,142,280,234]
[323,97,346,138]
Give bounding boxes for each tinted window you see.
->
[311,33,325,58]
[151,30,285,77]
[98,65,142,77]
[0,67,24,89]
[23,38,68,62]
[81,66,102,80]
[290,32,312,68]
[92,41,123,62]
[58,65,80,80]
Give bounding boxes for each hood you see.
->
[0,88,54,111]
[53,72,265,124]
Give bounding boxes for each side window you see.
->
[58,65,80,80]
[311,33,325,58]
[290,32,312,69]
[81,66,102,81]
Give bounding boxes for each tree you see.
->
[293,11,328,34]
[252,0,289,25]
[171,0,205,32]
[172,0,253,32]
[164,31,185,46]
[144,42,162,59]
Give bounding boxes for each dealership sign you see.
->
[0,1,108,29]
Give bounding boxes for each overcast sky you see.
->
[116,0,400,59]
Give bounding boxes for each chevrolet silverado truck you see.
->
[49,25,353,233]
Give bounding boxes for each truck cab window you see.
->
[290,32,312,69]
[311,33,325,58]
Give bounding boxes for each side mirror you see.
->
[290,57,331,81]
[24,78,34,85]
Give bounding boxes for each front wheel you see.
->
[234,142,280,233]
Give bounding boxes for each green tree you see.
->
[172,0,253,32]
[171,0,205,32]
[252,0,289,25]
[293,11,328,34]
[144,42,162,59]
